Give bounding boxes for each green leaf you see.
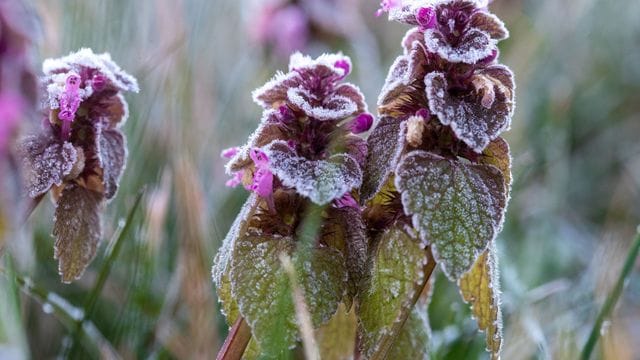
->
[357,227,427,359]
[315,303,357,360]
[212,194,259,324]
[387,301,431,360]
[395,150,506,280]
[458,242,502,360]
[230,236,346,357]
[53,184,104,283]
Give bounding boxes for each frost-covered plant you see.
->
[214,52,373,357]
[17,48,139,283]
[360,0,514,358]
[0,0,38,248]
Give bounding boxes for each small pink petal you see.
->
[221,146,240,159]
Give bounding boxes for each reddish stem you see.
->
[216,317,252,360]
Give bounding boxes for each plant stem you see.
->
[580,228,640,360]
[216,317,252,360]
[369,246,437,360]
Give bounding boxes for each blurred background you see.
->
[1,0,640,358]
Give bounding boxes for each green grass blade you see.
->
[580,227,640,360]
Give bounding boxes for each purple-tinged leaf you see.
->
[286,87,359,121]
[264,141,362,205]
[424,28,494,64]
[425,66,514,153]
[470,11,509,41]
[401,27,425,54]
[395,150,506,279]
[225,111,286,173]
[252,71,302,110]
[18,133,78,198]
[52,183,104,283]
[96,125,126,200]
[361,117,407,202]
[43,48,139,93]
[378,43,429,117]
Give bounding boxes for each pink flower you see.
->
[58,74,82,140]
[225,171,244,188]
[221,146,240,159]
[249,148,274,198]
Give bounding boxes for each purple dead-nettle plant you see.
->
[17,48,139,283]
[214,52,372,357]
[359,0,514,358]
[0,0,38,249]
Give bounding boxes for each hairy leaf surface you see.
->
[395,151,506,279]
[96,125,126,200]
[361,117,406,202]
[357,227,427,358]
[458,242,502,359]
[53,184,103,283]
[230,236,346,356]
[425,67,514,153]
[387,301,430,360]
[18,133,77,197]
[264,141,362,205]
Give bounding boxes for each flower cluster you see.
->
[17,48,139,282]
[223,52,371,207]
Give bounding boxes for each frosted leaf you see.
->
[17,133,77,198]
[401,27,425,54]
[378,44,429,117]
[470,11,509,41]
[286,87,359,121]
[342,134,368,168]
[395,151,506,279]
[334,83,368,114]
[212,194,259,323]
[225,112,285,173]
[52,184,104,283]
[361,117,407,202]
[388,0,441,25]
[425,67,514,153]
[96,124,126,200]
[229,236,346,357]
[479,137,512,193]
[424,28,494,64]
[264,141,362,205]
[357,226,427,359]
[96,93,130,128]
[458,242,502,359]
[387,301,431,360]
[43,48,139,93]
[327,207,368,303]
[288,52,351,78]
[252,70,302,109]
[315,303,357,360]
